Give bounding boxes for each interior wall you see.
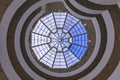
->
[0,0,120,80]
[89,0,120,5]
[0,0,13,21]
[0,0,13,80]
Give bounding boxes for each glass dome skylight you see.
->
[31,12,88,69]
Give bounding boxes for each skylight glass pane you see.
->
[32,20,41,32]
[64,13,79,31]
[57,29,63,38]
[32,20,50,36]
[70,44,87,59]
[41,13,56,33]
[32,47,41,60]
[40,48,56,68]
[54,12,66,28]
[64,50,79,67]
[70,22,87,37]
[31,33,51,46]
[32,44,50,59]
[72,34,88,47]
[53,52,67,68]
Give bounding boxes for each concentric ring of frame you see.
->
[7,0,106,79]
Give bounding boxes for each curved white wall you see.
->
[89,0,120,5]
[0,0,26,80]
[108,62,120,80]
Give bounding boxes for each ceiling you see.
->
[0,0,120,80]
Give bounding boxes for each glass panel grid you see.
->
[33,20,50,36]
[64,50,79,67]
[40,48,56,68]
[54,12,67,28]
[31,12,88,69]
[53,52,67,68]
[64,14,79,31]
[41,13,56,33]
